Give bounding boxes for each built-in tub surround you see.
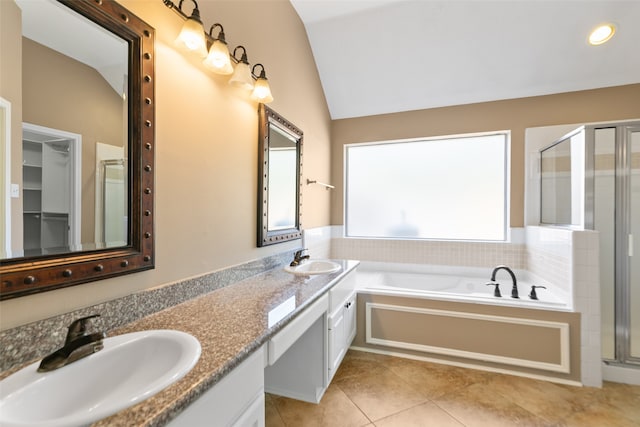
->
[352,262,581,384]
[356,262,569,309]
[332,227,601,386]
[526,225,601,387]
[0,258,359,426]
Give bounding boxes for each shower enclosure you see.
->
[587,122,640,367]
[540,120,639,370]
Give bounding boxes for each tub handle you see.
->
[529,285,547,300]
[485,282,501,298]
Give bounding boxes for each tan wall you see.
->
[22,38,126,243]
[1,0,23,253]
[0,0,332,329]
[331,84,640,227]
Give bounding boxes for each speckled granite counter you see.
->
[88,259,359,427]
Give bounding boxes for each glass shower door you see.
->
[593,123,640,366]
[629,128,639,359]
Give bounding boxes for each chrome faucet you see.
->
[38,314,106,372]
[490,265,519,299]
[290,249,310,267]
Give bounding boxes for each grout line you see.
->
[334,382,374,426]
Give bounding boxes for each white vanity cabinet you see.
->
[328,271,357,380]
[169,266,358,425]
[168,346,265,427]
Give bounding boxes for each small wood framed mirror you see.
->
[257,105,302,246]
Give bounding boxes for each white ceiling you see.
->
[290,0,640,120]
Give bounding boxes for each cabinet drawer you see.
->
[329,270,356,313]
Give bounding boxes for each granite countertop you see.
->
[92,259,359,427]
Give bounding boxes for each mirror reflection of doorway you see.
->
[21,123,81,255]
[94,142,127,248]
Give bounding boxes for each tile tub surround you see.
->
[0,250,296,373]
[331,237,526,269]
[0,259,359,427]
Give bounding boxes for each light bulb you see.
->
[203,40,233,74]
[176,17,207,57]
[588,24,616,45]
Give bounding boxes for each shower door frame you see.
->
[586,121,640,368]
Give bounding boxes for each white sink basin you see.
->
[284,260,341,276]
[0,329,201,427]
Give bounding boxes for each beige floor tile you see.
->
[485,374,586,424]
[563,399,639,427]
[335,367,429,421]
[269,384,370,427]
[265,394,286,427]
[385,357,492,399]
[267,350,640,427]
[433,382,549,427]
[333,351,391,382]
[374,402,465,427]
[598,382,640,423]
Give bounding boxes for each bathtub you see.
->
[355,261,571,311]
[351,261,580,384]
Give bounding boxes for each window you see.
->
[345,132,509,241]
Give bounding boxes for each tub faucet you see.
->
[38,314,106,372]
[490,265,519,299]
[290,249,310,267]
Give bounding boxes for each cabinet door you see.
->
[42,141,70,214]
[328,308,345,377]
[344,294,357,345]
[168,347,264,427]
[232,393,265,427]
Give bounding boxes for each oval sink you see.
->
[0,329,201,427]
[284,260,341,276]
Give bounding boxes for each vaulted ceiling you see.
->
[290,0,640,119]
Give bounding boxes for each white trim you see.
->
[602,362,640,386]
[365,302,570,373]
[0,97,11,257]
[349,346,582,387]
[22,122,82,248]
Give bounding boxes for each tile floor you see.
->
[266,350,640,427]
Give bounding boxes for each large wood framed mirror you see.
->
[257,105,303,246]
[0,0,155,299]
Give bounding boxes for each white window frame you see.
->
[343,131,511,242]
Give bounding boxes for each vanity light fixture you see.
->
[203,24,233,74]
[251,64,274,103]
[229,46,254,91]
[588,23,616,45]
[173,0,207,57]
[163,0,274,103]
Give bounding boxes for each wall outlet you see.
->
[10,183,19,198]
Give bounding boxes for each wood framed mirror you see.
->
[0,0,155,299]
[257,105,303,246]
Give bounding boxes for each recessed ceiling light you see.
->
[588,23,616,46]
